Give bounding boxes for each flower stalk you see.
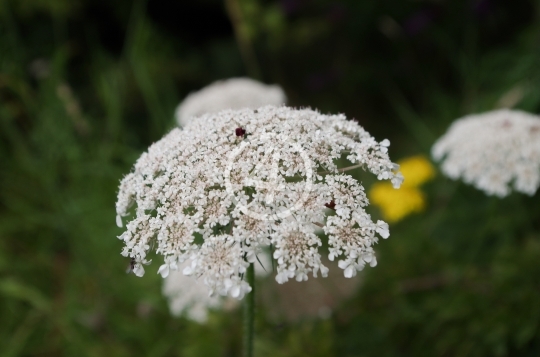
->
[224,0,262,80]
[243,263,255,357]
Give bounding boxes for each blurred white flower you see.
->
[116,105,402,300]
[163,252,272,322]
[175,78,286,127]
[432,109,540,197]
[162,265,221,323]
[258,256,362,322]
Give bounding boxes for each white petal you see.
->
[230,285,241,298]
[344,266,355,278]
[183,265,193,275]
[158,264,169,278]
[376,221,390,239]
[320,265,329,278]
[133,264,145,277]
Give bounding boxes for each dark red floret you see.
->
[235,127,246,137]
[325,200,336,210]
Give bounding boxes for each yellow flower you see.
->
[399,155,436,188]
[369,155,435,223]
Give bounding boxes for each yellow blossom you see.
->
[369,155,435,222]
[399,155,436,187]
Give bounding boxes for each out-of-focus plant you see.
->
[174,77,286,127]
[432,109,540,197]
[369,155,435,222]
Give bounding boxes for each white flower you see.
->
[432,109,540,197]
[116,106,402,299]
[162,253,271,322]
[175,78,286,127]
[162,264,222,323]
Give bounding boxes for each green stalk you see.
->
[224,0,262,80]
[243,263,255,357]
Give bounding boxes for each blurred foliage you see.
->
[1,0,540,356]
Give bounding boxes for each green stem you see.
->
[317,163,364,175]
[224,0,262,80]
[243,263,255,357]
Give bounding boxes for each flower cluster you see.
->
[116,105,403,299]
[432,109,540,197]
[175,78,286,127]
[370,155,435,222]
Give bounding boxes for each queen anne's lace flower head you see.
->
[175,78,286,127]
[116,106,403,300]
[432,109,540,197]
